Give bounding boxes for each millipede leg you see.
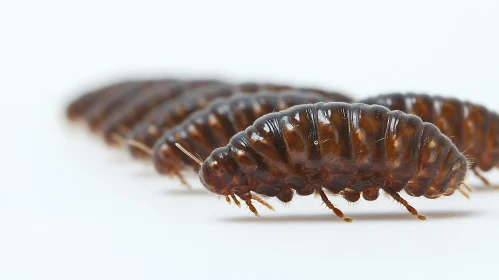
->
[126,139,153,156]
[245,199,260,217]
[252,194,274,211]
[111,133,126,145]
[462,183,473,193]
[230,194,241,207]
[317,188,352,222]
[383,188,426,221]
[225,195,232,205]
[458,188,470,199]
[174,171,192,190]
[472,168,491,186]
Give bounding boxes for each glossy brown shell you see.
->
[82,79,165,132]
[66,90,99,122]
[360,93,499,171]
[100,80,222,146]
[199,102,468,204]
[65,79,147,122]
[153,91,338,176]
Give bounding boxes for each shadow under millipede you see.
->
[162,189,211,196]
[162,186,499,196]
[467,185,499,193]
[219,210,486,223]
[133,168,160,178]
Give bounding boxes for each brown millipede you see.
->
[65,79,150,122]
[360,93,498,185]
[189,102,469,221]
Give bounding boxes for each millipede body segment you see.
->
[360,93,499,184]
[198,102,469,221]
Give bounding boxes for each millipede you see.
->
[360,93,499,185]
[82,79,168,132]
[151,91,347,186]
[125,83,352,159]
[66,79,149,122]
[101,80,223,146]
[180,102,471,222]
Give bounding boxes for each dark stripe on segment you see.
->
[433,96,464,149]
[267,114,290,166]
[407,93,435,124]
[233,130,270,173]
[213,101,238,141]
[305,106,322,166]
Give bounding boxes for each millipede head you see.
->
[151,131,195,177]
[152,143,183,176]
[126,139,153,159]
[102,120,128,147]
[66,91,97,122]
[439,150,469,197]
[199,147,248,196]
[127,122,160,160]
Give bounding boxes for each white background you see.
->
[1,1,499,279]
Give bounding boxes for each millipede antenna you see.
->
[126,139,153,156]
[175,143,203,166]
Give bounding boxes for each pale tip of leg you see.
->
[230,194,241,207]
[462,183,473,193]
[417,215,427,221]
[458,188,470,199]
[250,208,260,217]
